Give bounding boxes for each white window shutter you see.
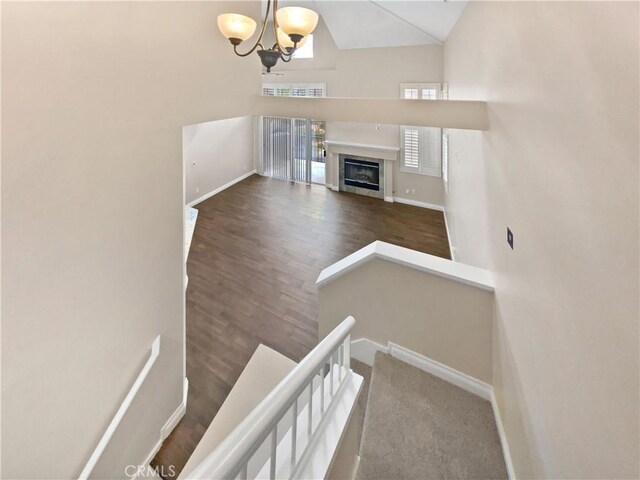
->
[401,126,420,172]
[401,126,442,177]
[420,127,442,177]
[442,130,449,185]
[263,82,325,97]
[307,83,326,97]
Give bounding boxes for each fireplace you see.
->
[344,158,380,191]
[338,154,385,199]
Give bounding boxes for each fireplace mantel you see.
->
[325,141,399,202]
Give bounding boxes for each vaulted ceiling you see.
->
[271,0,468,49]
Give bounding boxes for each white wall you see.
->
[264,19,446,206]
[319,258,494,383]
[1,2,261,478]
[444,2,639,478]
[184,117,255,206]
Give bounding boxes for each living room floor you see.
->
[151,174,451,476]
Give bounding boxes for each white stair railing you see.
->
[187,316,355,480]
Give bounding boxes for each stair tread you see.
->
[358,352,507,480]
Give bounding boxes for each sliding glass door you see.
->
[261,117,326,185]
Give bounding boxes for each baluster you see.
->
[345,335,351,370]
[329,353,334,398]
[289,400,298,475]
[240,463,248,480]
[319,366,325,414]
[307,380,313,437]
[270,427,278,480]
[339,344,344,382]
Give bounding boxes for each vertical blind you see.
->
[262,117,313,184]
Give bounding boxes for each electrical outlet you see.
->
[192,161,196,166]
[507,227,514,249]
[405,188,410,194]
[195,187,200,194]
[375,123,381,130]
[411,189,416,195]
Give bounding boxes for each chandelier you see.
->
[217,0,319,72]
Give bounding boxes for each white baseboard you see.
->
[392,197,445,211]
[140,377,189,469]
[384,196,393,203]
[350,338,388,366]
[186,170,256,208]
[491,391,516,480]
[443,210,455,261]
[161,377,189,439]
[352,339,490,399]
[388,342,491,400]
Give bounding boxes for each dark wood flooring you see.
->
[151,175,450,477]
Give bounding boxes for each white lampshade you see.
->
[217,13,257,41]
[277,27,308,49]
[275,7,318,37]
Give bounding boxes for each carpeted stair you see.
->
[356,352,507,480]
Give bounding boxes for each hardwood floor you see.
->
[151,175,450,477]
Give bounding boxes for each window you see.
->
[262,82,326,97]
[400,83,444,100]
[403,88,419,100]
[292,34,313,59]
[442,130,449,187]
[400,126,442,177]
[400,82,444,177]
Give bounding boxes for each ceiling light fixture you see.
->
[217,1,318,73]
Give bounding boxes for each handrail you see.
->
[187,316,356,480]
[78,335,161,480]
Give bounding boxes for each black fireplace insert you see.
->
[344,158,380,191]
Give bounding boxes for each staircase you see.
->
[174,242,510,479]
[355,352,507,480]
[180,317,363,480]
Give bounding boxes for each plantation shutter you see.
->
[442,130,449,185]
[400,126,442,177]
[291,86,307,97]
[262,83,326,98]
[401,127,420,172]
[421,127,442,177]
